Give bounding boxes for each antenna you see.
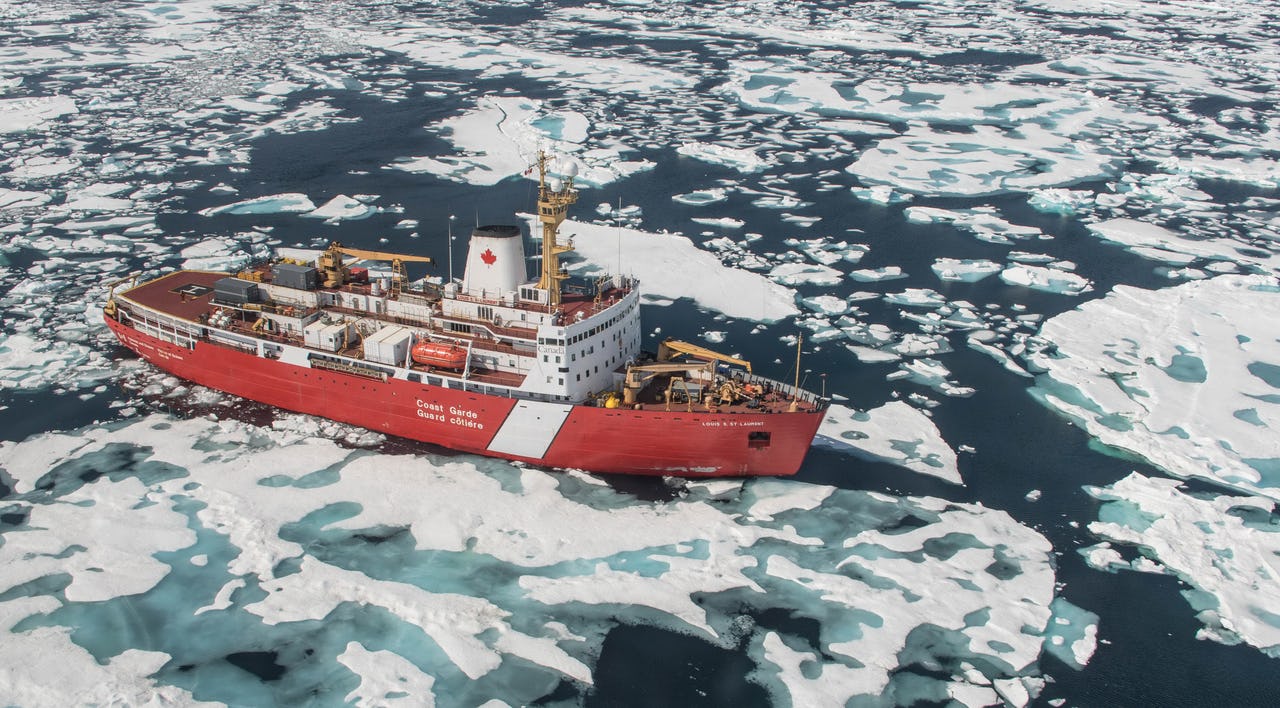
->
[448,214,457,285]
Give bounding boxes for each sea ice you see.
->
[360,24,691,95]
[1160,156,1280,190]
[1027,189,1095,215]
[848,266,906,282]
[525,216,798,322]
[850,185,912,205]
[304,194,379,223]
[0,95,77,133]
[768,262,843,287]
[933,258,1002,283]
[0,414,1087,704]
[800,295,849,316]
[891,358,976,398]
[1085,473,1280,657]
[671,188,728,206]
[851,123,1125,198]
[390,96,649,188]
[1000,265,1092,296]
[906,207,1045,244]
[676,142,771,173]
[0,188,50,210]
[339,642,437,706]
[817,402,960,484]
[884,288,947,309]
[198,193,317,217]
[1087,218,1280,271]
[1027,274,1280,500]
[690,216,744,229]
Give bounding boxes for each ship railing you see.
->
[739,372,828,411]
[327,306,431,329]
[118,302,198,350]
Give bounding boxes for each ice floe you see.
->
[1000,264,1092,296]
[906,206,1045,244]
[198,193,317,217]
[676,142,771,173]
[933,258,1003,283]
[1087,218,1280,272]
[848,266,907,283]
[1028,274,1280,500]
[0,95,77,133]
[304,194,379,223]
[526,216,799,322]
[890,358,976,398]
[672,188,729,206]
[390,96,650,187]
[851,123,1129,198]
[817,402,960,484]
[1084,472,1280,657]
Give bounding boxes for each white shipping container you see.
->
[365,325,411,365]
[303,321,329,349]
[305,321,352,352]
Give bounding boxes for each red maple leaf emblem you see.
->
[481,248,497,265]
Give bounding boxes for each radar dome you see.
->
[561,160,579,178]
[549,177,563,192]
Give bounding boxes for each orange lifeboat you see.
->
[411,341,468,370]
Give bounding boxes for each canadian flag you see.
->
[481,248,497,265]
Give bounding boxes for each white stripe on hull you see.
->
[486,400,572,459]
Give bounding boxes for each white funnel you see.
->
[462,225,527,298]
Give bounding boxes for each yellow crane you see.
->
[318,242,434,294]
[657,338,752,374]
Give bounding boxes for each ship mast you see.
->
[790,333,803,412]
[535,151,578,310]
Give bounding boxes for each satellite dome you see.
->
[549,177,563,192]
[561,160,579,178]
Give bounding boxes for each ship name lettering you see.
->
[702,420,765,428]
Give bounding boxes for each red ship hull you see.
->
[106,317,823,476]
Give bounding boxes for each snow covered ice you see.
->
[1083,473,1280,657]
[1028,275,1280,500]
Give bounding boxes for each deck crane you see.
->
[318,242,434,294]
[657,338,752,374]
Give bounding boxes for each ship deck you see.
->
[122,270,227,321]
[118,269,533,387]
[623,372,822,416]
[116,269,822,416]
